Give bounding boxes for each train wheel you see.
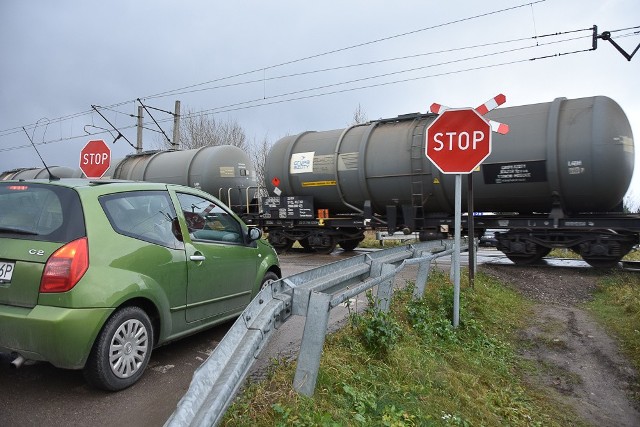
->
[505,245,551,265]
[312,240,337,254]
[298,238,314,253]
[339,239,360,252]
[419,230,446,241]
[269,238,294,253]
[572,235,632,269]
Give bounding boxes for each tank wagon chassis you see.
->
[254,196,640,268]
[457,213,638,268]
[257,95,638,268]
[253,195,367,254]
[260,218,366,254]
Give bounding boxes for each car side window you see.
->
[176,193,243,244]
[100,191,181,249]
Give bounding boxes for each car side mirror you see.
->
[171,217,184,242]
[248,227,262,241]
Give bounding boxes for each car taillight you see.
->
[40,237,89,293]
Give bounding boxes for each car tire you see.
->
[260,271,280,290]
[83,306,154,391]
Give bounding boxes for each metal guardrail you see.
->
[375,230,420,244]
[165,239,467,427]
[621,260,640,271]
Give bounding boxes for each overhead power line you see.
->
[146,0,547,100]
[0,0,546,137]
[146,30,592,100]
[2,28,622,154]
[145,36,540,100]
[2,24,635,156]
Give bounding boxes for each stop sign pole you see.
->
[426,94,509,328]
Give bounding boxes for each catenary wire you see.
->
[0,26,587,140]
[0,37,611,154]
[3,26,637,154]
[145,0,547,100]
[145,31,591,100]
[0,0,546,137]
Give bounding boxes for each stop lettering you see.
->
[425,108,492,174]
[82,152,110,164]
[432,130,486,151]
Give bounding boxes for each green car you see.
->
[0,179,280,391]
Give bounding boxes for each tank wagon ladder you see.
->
[408,118,428,231]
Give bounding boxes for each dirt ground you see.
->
[481,264,640,427]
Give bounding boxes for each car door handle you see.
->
[190,255,206,262]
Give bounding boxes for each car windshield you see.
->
[0,183,86,242]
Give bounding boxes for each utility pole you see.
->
[136,105,144,153]
[173,100,181,150]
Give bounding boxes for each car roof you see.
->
[2,178,170,191]
[1,178,219,201]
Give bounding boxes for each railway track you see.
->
[621,260,640,271]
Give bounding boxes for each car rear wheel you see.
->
[84,306,153,391]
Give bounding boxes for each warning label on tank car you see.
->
[483,160,546,184]
[313,155,335,174]
[301,180,337,187]
[219,167,235,177]
[567,160,585,175]
[261,196,314,219]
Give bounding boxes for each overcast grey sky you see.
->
[1,0,638,206]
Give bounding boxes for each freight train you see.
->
[3,96,638,268]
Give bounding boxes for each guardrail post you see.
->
[375,263,396,312]
[293,291,332,397]
[413,256,432,299]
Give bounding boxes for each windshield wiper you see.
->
[0,227,39,236]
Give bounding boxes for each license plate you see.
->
[0,261,15,283]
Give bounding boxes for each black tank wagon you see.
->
[261,96,638,267]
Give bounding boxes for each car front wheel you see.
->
[84,306,154,391]
[260,271,280,290]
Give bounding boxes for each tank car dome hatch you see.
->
[108,145,258,212]
[264,96,634,216]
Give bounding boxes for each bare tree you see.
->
[351,103,368,125]
[623,190,640,213]
[247,134,274,189]
[159,109,247,150]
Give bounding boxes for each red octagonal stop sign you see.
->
[425,108,492,174]
[80,139,111,178]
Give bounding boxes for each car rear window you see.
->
[0,182,85,242]
[99,190,182,249]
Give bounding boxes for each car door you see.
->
[175,191,258,323]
